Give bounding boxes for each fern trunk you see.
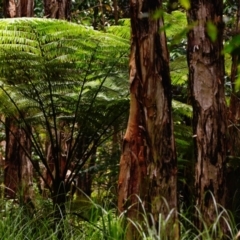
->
[187,0,228,231]
[118,0,178,238]
[52,176,67,240]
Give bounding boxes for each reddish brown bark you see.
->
[113,0,118,25]
[44,0,71,20]
[4,118,33,203]
[118,0,178,238]
[187,0,227,230]
[3,0,34,17]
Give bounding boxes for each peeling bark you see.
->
[44,0,71,20]
[3,0,34,17]
[187,0,227,230]
[118,0,178,238]
[4,118,33,204]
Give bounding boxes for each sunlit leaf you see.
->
[153,9,164,19]
[234,66,240,91]
[206,21,218,42]
[224,35,240,54]
[179,0,190,10]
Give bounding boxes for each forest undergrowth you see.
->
[0,192,238,240]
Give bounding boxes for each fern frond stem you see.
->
[67,51,126,174]
[25,74,57,184]
[66,43,100,172]
[67,106,127,185]
[32,26,60,181]
[66,71,124,180]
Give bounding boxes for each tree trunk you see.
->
[44,0,71,20]
[4,118,33,205]
[118,0,178,238]
[113,0,118,25]
[187,0,227,231]
[3,0,34,17]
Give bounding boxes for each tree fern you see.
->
[0,18,130,225]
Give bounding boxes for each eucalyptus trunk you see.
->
[187,0,227,230]
[118,0,178,238]
[4,118,33,205]
[3,0,33,17]
[44,0,71,20]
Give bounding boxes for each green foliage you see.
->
[224,34,240,54]
[206,22,218,42]
[0,18,129,139]
[172,100,192,118]
[170,56,188,85]
[164,11,187,40]
[106,19,130,39]
[224,35,240,91]
[0,17,129,135]
[0,198,125,240]
[106,10,187,45]
[179,0,191,10]
[0,200,60,239]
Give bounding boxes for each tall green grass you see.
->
[0,197,126,240]
[0,195,238,240]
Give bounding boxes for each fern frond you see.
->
[172,100,192,118]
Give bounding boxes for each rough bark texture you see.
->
[3,0,34,17]
[44,0,71,20]
[118,0,178,238]
[187,0,227,230]
[113,0,118,25]
[4,118,33,204]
